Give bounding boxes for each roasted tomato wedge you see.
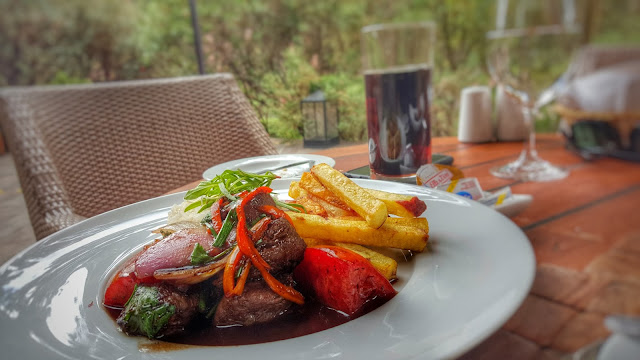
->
[104,272,137,308]
[293,246,397,315]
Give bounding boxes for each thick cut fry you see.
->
[294,195,328,216]
[386,217,429,232]
[288,181,307,199]
[312,195,357,218]
[365,189,427,218]
[288,212,428,252]
[299,172,351,210]
[290,180,357,218]
[311,164,387,228]
[303,239,397,280]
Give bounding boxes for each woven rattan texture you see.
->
[0,74,277,239]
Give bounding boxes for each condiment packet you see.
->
[422,168,455,188]
[478,187,513,207]
[416,164,464,187]
[435,178,484,200]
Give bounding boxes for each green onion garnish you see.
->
[272,197,306,213]
[184,169,277,213]
[212,209,237,248]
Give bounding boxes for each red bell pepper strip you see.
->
[222,217,271,298]
[210,197,226,234]
[253,257,304,305]
[232,261,251,296]
[236,187,272,270]
[223,246,243,296]
[251,217,272,242]
[230,186,304,304]
[259,205,294,225]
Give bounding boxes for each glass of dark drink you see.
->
[361,22,436,180]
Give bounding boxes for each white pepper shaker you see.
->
[457,86,493,143]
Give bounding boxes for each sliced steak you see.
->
[117,284,199,339]
[253,217,306,276]
[214,275,295,327]
[212,193,307,327]
[244,192,277,223]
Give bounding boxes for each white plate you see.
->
[202,154,335,180]
[0,179,535,360]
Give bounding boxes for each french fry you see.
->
[311,164,387,228]
[332,242,398,280]
[288,212,428,252]
[290,180,356,218]
[288,181,307,199]
[299,172,351,210]
[312,195,357,218]
[294,195,328,217]
[302,238,397,280]
[386,217,429,232]
[365,188,427,218]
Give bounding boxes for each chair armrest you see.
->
[40,211,87,240]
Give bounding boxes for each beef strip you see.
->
[214,276,296,327]
[220,192,273,224]
[244,192,276,224]
[213,198,307,327]
[249,217,307,279]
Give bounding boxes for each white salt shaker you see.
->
[457,86,493,143]
[496,85,526,141]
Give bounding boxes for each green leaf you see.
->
[190,243,214,265]
[120,285,175,339]
[183,169,278,213]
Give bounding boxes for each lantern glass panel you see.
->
[325,102,339,139]
[302,102,320,140]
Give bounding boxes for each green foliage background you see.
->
[1,0,638,141]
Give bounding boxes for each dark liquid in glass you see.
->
[365,66,432,177]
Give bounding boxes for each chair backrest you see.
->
[0,74,277,239]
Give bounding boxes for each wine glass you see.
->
[486,0,582,181]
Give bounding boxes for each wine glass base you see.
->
[490,158,568,182]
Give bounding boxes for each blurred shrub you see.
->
[313,73,367,142]
[2,0,634,139]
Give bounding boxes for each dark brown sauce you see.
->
[107,295,391,347]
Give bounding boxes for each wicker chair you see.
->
[0,74,277,240]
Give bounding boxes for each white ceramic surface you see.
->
[202,154,335,180]
[0,179,535,360]
[458,85,494,143]
[493,194,533,217]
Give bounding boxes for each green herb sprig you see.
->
[272,196,306,213]
[184,169,277,213]
[120,285,176,339]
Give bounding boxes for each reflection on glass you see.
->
[487,0,582,181]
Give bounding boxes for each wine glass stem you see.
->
[521,105,539,161]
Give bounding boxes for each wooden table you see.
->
[173,134,640,359]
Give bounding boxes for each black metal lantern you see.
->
[300,90,339,147]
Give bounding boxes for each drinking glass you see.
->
[361,22,436,180]
[487,0,582,181]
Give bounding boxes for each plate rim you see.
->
[0,179,535,360]
[202,154,336,180]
